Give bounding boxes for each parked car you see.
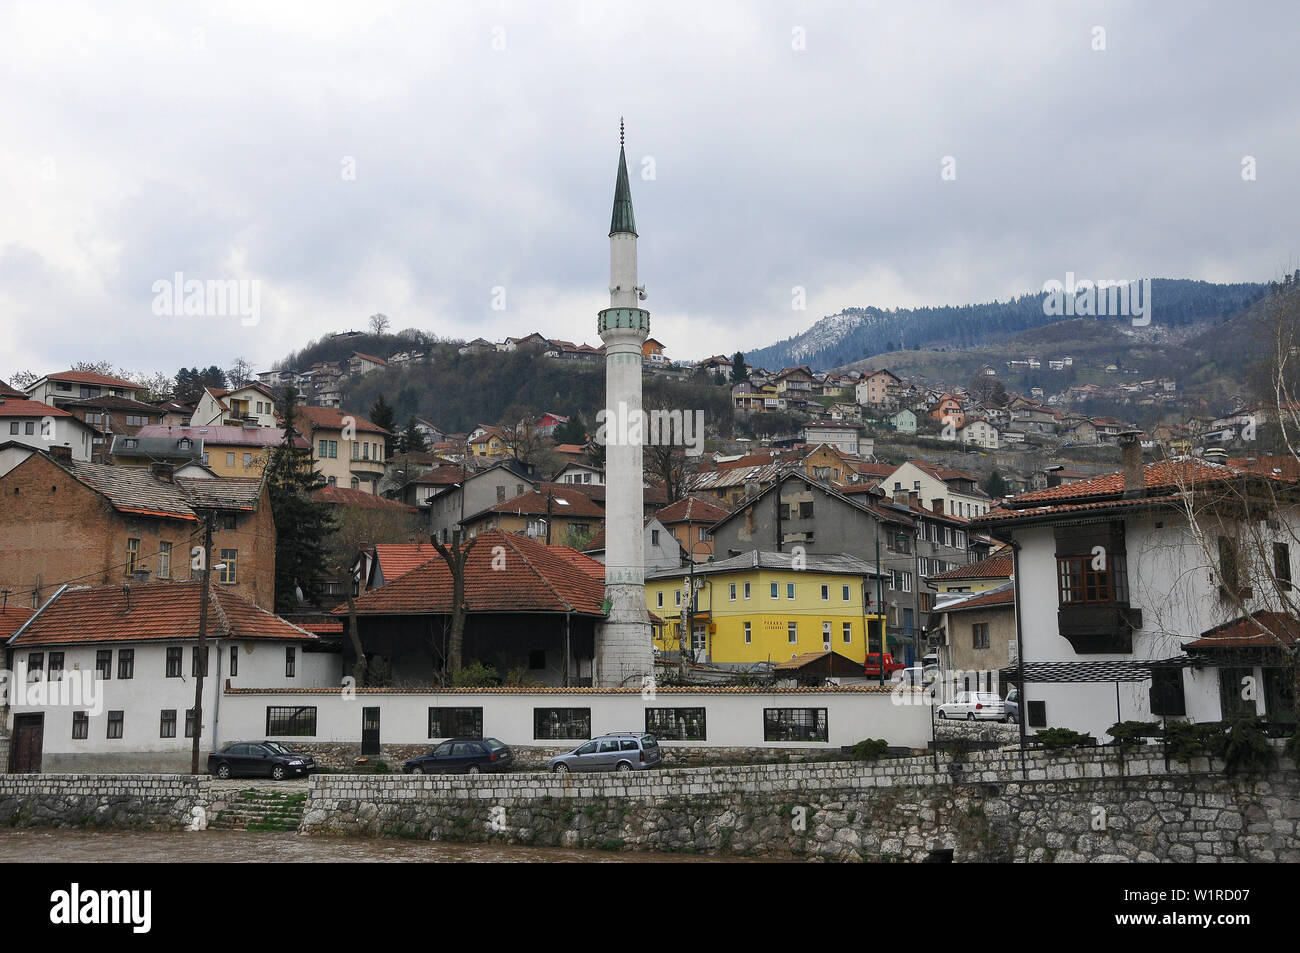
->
[891,665,936,687]
[403,737,514,775]
[549,732,662,773]
[208,741,316,780]
[1003,688,1021,724]
[937,691,1007,721]
[863,653,906,679]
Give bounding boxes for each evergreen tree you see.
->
[730,352,749,383]
[398,415,430,454]
[266,388,338,612]
[552,417,587,445]
[982,470,1009,499]
[370,394,398,457]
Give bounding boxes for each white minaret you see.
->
[596,119,654,687]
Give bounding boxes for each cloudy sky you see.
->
[1,0,1296,382]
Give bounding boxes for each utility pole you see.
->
[190,510,215,775]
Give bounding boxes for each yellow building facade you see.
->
[645,554,885,666]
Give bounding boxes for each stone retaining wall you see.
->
[0,774,209,830]
[301,743,1300,862]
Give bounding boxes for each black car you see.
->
[403,737,514,775]
[208,741,316,780]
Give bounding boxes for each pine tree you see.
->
[398,415,430,454]
[370,394,398,457]
[266,388,338,612]
[730,352,749,383]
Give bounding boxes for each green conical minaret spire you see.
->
[609,117,637,237]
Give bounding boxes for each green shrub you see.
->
[1221,718,1276,776]
[1163,721,1227,763]
[851,739,890,761]
[1106,720,1161,748]
[451,662,500,687]
[1034,727,1096,750]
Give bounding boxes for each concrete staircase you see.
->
[208,787,307,832]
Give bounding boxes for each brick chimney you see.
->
[48,445,72,463]
[908,490,920,509]
[151,462,175,483]
[892,489,908,505]
[1118,431,1144,498]
[931,498,944,514]
[1045,465,1063,488]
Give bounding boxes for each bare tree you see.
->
[5,369,38,389]
[498,406,543,464]
[368,312,391,336]
[227,357,254,388]
[431,530,478,674]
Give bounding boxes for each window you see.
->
[117,649,134,680]
[166,647,182,677]
[656,591,663,607]
[72,712,89,740]
[764,708,828,742]
[192,646,209,677]
[242,453,252,468]
[1275,542,1292,592]
[820,584,829,600]
[24,421,34,435]
[96,650,112,680]
[160,710,177,738]
[26,653,43,683]
[8,422,16,434]
[230,645,238,677]
[972,623,990,649]
[222,513,237,531]
[285,646,296,678]
[743,582,750,599]
[318,439,328,458]
[842,585,850,601]
[107,711,124,739]
[1217,536,1242,596]
[226,452,235,468]
[158,541,172,579]
[651,530,660,545]
[787,621,798,644]
[1218,667,1256,719]
[1150,668,1187,716]
[496,486,506,502]
[955,530,967,549]
[646,708,706,740]
[729,583,736,601]
[674,590,681,607]
[1056,555,1127,603]
[787,583,795,600]
[428,707,484,738]
[822,621,831,648]
[892,570,913,593]
[350,477,359,490]
[770,582,779,599]
[219,549,237,584]
[799,501,814,518]
[47,652,64,680]
[125,538,140,574]
[744,622,752,644]
[842,622,852,643]
[533,708,591,740]
[265,706,317,736]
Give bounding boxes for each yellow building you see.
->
[129,424,304,478]
[645,551,885,666]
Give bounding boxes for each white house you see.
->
[958,418,1001,451]
[552,462,605,486]
[0,398,95,466]
[974,440,1299,740]
[583,516,685,573]
[4,579,337,772]
[189,384,280,428]
[22,370,142,410]
[882,461,991,520]
[801,422,861,455]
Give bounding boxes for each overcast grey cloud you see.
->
[1,0,1296,380]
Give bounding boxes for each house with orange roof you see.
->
[654,494,731,562]
[22,370,142,410]
[971,437,1300,739]
[293,405,391,494]
[4,579,328,772]
[460,486,605,544]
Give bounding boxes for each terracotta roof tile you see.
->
[294,406,389,435]
[654,495,731,525]
[312,486,418,512]
[343,530,608,616]
[44,370,139,389]
[0,398,74,418]
[928,552,1013,581]
[1184,611,1299,649]
[9,581,316,646]
[0,606,36,641]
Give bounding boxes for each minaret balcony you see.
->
[598,308,651,334]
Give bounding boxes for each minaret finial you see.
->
[620,116,625,148]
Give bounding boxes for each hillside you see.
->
[744,279,1267,372]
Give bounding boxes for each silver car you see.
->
[549,733,662,773]
[937,691,1006,721]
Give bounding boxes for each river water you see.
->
[0,829,771,863]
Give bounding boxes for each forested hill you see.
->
[743,279,1267,372]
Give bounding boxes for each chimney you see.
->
[908,490,919,509]
[151,462,175,483]
[1045,465,1063,488]
[132,569,152,584]
[48,445,72,463]
[1118,431,1144,498]
[892,489,908,505]
[931,498,944,515]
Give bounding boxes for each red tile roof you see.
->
[312,486,419,512]
[44,370,139,389]
[938,585,1015,613]
[0,398,74,418]
[654,495,731,525]
[476,486,605,519]
[1184,611,1299,649]
[294,405,389,435]
[0,606,36,641]
[370,542,441,582]
[928,552,1014,582]
[341,530,609,616]
[0,380,26,398]
[9,581,316,646]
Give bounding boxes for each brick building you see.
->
[0,451,276,611]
